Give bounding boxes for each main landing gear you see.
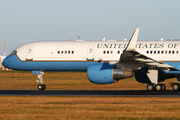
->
[36,71,46,90]
[147,84,166,91]
[172,83,180,91]
[147,83,180,91]
[146,69,166,91]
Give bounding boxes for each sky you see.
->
[0,0,180,55]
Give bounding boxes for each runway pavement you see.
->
[0,90,180,97]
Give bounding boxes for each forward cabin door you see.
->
[87,45,94,61]
[26,45,34,61]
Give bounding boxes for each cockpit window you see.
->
[10,50,17,56]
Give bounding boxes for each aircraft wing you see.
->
[119,50,176,71]
[118,28,177,71]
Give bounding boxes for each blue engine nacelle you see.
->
[87,63,134,84]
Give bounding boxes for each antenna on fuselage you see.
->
[103,37,106,41]
[124,38,127,41]
[160,38,163,41]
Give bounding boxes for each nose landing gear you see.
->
[36,71,46,90]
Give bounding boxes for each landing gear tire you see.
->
[172,83,179,91]
[161,84,166,91]
[155,84,166,91]
[155,84,162,91]
[38,84,46,90]
[147,84,155,91]
[147,84,166,91]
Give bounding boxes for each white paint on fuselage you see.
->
[15,40,180,62]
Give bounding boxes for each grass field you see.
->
[1,96,180,120]
[0,71,180,120]
[0,70,177,90]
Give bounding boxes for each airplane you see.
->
[2,28,180,91]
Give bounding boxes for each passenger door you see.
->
[87,45,94,61]
[26,45,34,61]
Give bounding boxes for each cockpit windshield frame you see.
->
[10,50,17,56]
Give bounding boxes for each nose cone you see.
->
[2,55,13,69]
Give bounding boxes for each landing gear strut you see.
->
[147,84,166,91]
[36,71,46,90]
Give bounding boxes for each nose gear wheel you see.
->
[38,84,46,90]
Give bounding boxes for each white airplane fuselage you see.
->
[2,29,180,91]
[3,40,180,71]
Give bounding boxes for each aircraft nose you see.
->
[2,55,12,69]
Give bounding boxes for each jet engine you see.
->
[87,63,134,84]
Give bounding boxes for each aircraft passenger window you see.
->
[68,51,70,54]
[10,50,17,56]
[107,51,109,54]
[165,51,167,54]
[111,51,113,54]
[158,51,160,54]
[150,51,152,54]
[118,51,120,54]
[176,51,179,54]
[58,51,60,54]
[172,51,175,54]
[169,51,171,54]
[65,51,67,54]
[61,51,63,54]
[147,51,149,54]
[72,51,74,54]
[161,51,164,54]
[154,51,156,54]
[103,51,106,54]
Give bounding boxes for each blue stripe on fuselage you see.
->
[163,62,180,70]
[4,55,180,72]
[2,55,97,71]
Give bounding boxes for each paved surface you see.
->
[0,90,180,97]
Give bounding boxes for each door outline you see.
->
[26,45,34,61]
[86,45,94,61]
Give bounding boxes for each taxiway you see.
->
[0,90,180,97]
